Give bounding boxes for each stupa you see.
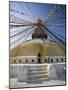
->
[10,19,65,83]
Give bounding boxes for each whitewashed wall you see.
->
[10,63,66,81]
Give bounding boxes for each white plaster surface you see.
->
[10,63,66,88]
[48,63,65,80]
[10,78,65,88]
[17,66,29,82]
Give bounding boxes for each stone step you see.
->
[40,77,48,81]
[27,77,48,83]
[28,70,48,74]
[29,73,48,78]
[29,77,48,81]
[28,65,48,69]
[17,64,48,83]
[28,68,48,71]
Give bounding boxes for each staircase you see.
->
[27,64,48,83]
[17,64,48,83]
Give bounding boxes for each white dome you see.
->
[10,39,65,57]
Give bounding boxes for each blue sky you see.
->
[10,1,66,48]
[10,2,54,21]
